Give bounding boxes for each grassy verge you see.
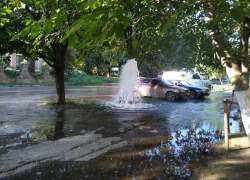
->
[64,74,119,85]
[0,74,119,86]
[0,82,55,86]
[212,84,233,91]
[142,97,165,103]
[41,99,105,112]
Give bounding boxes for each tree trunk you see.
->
[235,90,250,140]
[55,65,65,104]
[203,3,249,91]
[124,24,133,59]
[53,43,67,104]
[218,78,224,86]
[203,2,250,141]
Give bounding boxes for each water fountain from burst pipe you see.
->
[104,59,154,110]
[115,59,142,104]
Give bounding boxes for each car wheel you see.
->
[166,91,176,101]
[189,90,197,99]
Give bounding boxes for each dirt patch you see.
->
[192,135,250,180]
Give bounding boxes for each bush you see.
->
[32,63,51,78]
[64,74,119,85]
[212,84,233,91]
[4,69,20,78]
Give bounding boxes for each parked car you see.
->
[162,70,213,90]
[169,80,210,99]
[138,78,190,101]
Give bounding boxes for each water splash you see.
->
[117,59,141,104]
[105,59,153,110]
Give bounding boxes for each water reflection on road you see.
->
[8,128,223,180]
[0,84,119,102]
[0,86,243,179]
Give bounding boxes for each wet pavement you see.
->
[0,85,243,179]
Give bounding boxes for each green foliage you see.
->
[20,60,29,64]
[32,63,50,78]
[64,73,119,85]
[140,62,160,78]
[0,55,10,68]
[80,101,106,112]
[143,97,164,103]
[4,69,19,78]
[0,82,55,86]
[68,36,79,48]
[212,84,233,91]
[83,54,110,76]
[197,64,227,83]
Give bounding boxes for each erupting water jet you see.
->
[104,59,154,110]
[116,59,142,105]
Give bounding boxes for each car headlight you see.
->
[201,89,208,92]
[173,89,179,93]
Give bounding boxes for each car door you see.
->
[151,79,164,98]
[139,79,151,96]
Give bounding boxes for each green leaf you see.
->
[78,32,93,39]
[77,41,88,49]
[19,26,31,37]
[115,14,132,23]
[83,0,97,10]
[38,18,46,23]
[171,9,181,18]
[94,28,109,45]
[30,25,41,39]
[212,16,223,25]
[231,7,245,22]
[162,18,175,33]
[61,10,67,21]
[5,27,12,35]
[218,2,230,11]
[43,22,53,34]
[5,9,12,14]
[55,18,62,28]
[26,19,33,25]
[10,34,20,41]
[132,38,138,48]
[73,0,80,4]
[68,35,79,48]
[93,27,102,36]
[114,24,124,38]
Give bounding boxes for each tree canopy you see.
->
[1,0,249,101]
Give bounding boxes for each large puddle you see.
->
[5,127,223,180]
[1,92,244,180]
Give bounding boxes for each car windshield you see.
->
[180,80,192,86]
[160,79,173,85]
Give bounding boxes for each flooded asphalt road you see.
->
[0,85,243,180]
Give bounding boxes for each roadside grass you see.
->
[212,84,233,91]
[0,82,55,86]
[0,73,119,86]
[143,97,165,103]
[41,99,78,105]
[41,99,105,112]
[64,74,119,85]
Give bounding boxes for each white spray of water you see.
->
[116,59,141,104]
[105,59,154,110]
